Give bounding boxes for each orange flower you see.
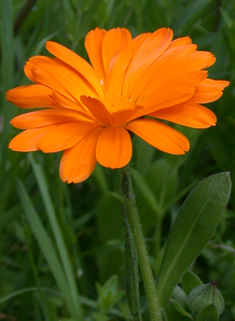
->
[7,28,229,183]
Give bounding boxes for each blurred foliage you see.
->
[0,0,235,320]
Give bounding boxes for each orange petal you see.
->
[24,56,51,82]
[24,61,35,82]
[189,78,230,103]
[131,45,205,103]
[112,106,145,127]
[131,82,196,120]
[30,57,97,102]
[123,28,173,97]
[126,118,190,155]
[102,28,132,74]
[10,109,91,129]
[96,127,132,168]
[106,46,133,96]
[190,51,216,69]
[135,71,206,110]
[59,126,103,183]
[80,96,114,126]
[9,125,57,151]
[46,41,103,98]
[149,103,217,128]
[51,91,94,120]
[85,28,107,87]
[39,121,99,152]
[131,32,151,54]
[121,28,133,44]
[167,36,192,50]
[6,85,55,109]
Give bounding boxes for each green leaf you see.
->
[156,172,231,307]
[182,271,203,296]
[96,275,124,314]
[171,286,188,309]
[196,304,219,321]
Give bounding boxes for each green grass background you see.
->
[0,0,235,320]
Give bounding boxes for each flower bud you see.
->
[187,281,224,317]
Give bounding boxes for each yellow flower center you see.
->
[103,93,135,113]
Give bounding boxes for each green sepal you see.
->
[163,300,193,321]
[196,304,219,321]
[170,299,193,319]
[187,282,224,317]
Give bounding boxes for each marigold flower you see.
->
[7,27,229,183]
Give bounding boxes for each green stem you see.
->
[153,215,162,261]
[120,165,162,321]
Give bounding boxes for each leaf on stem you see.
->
[156,172,231,307]
[182,270,203,296]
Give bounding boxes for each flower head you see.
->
[7,27,229,183]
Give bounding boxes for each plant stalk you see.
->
[120,165,162,321]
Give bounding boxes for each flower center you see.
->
[102,93,136,113]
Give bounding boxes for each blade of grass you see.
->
[28,153,84,320]
[0,287,64,306]
[1,0,14,124]
[16,179,80,320]
[130,168,161,214]
[0,286,132,320]
[173,0,213,36]
[22,215,56,321]
[0,0,15,216]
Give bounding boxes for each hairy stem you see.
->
[120,165,162,321]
